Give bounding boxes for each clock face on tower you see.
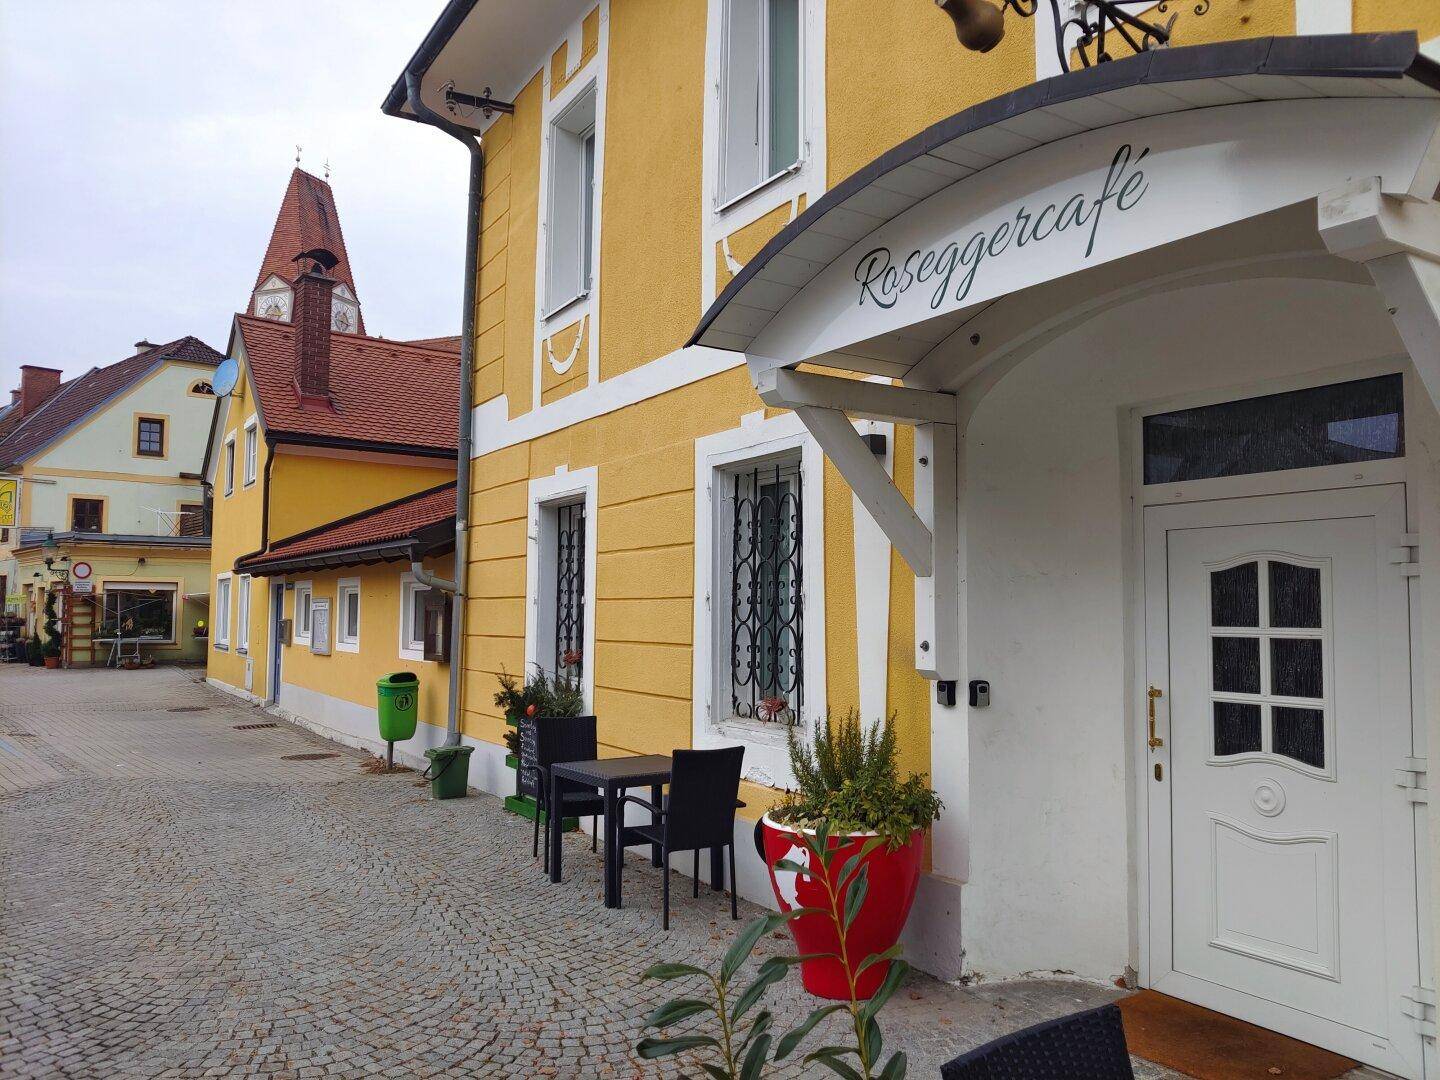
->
[332,304,354,332]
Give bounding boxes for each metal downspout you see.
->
[406,70,482,748]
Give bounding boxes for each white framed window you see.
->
[543,85,598,318]
[717,0,802,208]
[236,575,250,653]
[214,573,232,649]
[399,573,430,661]
[336,578,360,652]
[692,413,826,787]
[524,467,598,709]
[293,581,313,645]
[223,435,236,497]
[243,417,258,487]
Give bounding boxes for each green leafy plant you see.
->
[493,665,584,721]
[770,820,910,1079]
[637,823,914,1079]
[42,590,62,658]
[26,634,43,665]
[773,711,941,848]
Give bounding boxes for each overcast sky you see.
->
[0,1,466,389]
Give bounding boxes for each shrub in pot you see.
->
[761,711,941,1000]
[42,591,63,668]
[26,635,44,667]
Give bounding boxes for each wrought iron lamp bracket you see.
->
[999,0,1209,73]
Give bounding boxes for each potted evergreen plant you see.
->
[41,591,63,668]
[759,711,941,1000]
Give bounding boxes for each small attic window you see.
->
[189,380,215,397]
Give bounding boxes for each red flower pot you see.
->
[760,814,924,1000]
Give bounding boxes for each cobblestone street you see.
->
[1,665,1173,1078]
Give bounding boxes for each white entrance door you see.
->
[1145,485,1424,1077]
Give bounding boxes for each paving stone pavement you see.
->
[0,665,1389,1078]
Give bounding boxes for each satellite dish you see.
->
[211,358,239,397]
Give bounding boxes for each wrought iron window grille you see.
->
[727,461,803,725]
[554,501,586,683]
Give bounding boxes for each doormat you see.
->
[1117,991,1356,1080]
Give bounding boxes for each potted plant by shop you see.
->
[41,591,63,669]
[494,666,584,820]
[759,711,941,1000]
[26,635,44,667]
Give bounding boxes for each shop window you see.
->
[399,574,429,660]
[223,436,236,497]
[236,575,250,653]
[718,0,801,206]
[1143,374,1403,485]
[103,584,176,642]
[243,420,258,486]
[722,457,803,724]
[293,583,313,645]
[215,575,231,648]
[136,417,166,457]
[336,580,360,651]
[544,86,598,315]
[71,498,103,533]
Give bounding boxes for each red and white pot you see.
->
[759,813,924,1000]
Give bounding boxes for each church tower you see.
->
[249,168,363,335]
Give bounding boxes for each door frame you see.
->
[266,581,285,707]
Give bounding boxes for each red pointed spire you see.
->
[251,168,363,334]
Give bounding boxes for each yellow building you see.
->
[383,3,1440,1073]
[204,169,460,752]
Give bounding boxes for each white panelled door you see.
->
[1145,486,1424,1078]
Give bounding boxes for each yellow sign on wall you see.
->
[0,478,15,528]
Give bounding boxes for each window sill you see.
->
[714,158,805,218]
[336,641,360,654]
[213,642,229,652]
[712,715,799,748]
[540,288,592,324]
[398,646,428,663]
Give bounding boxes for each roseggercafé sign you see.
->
[853,144,1149,312]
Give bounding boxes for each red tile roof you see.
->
[0,336,222,469]
[236,315,459,455]
[238,482,456,572]
[402,335,462,353]
[253,168,364,333]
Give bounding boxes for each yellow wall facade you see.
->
[275,555,454,733]
[452,0,1437,812]
[205,352,454,702]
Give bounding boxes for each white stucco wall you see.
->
[957,276,1414,981]
[25,361,214,534]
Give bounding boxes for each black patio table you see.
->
[548,755,726,909]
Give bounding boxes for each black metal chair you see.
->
[939,1003,1135,1079]
[619,746,744,930]
[519,715,604,874]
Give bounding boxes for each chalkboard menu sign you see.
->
[517,718,539,798]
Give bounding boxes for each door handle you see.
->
[1148,686,1165,749]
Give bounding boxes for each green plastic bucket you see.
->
[423,745,473,800]
[376,672,420,743]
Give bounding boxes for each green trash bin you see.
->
[424,745,473,800]
[377,672,420,769]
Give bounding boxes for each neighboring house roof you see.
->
[13,528,210,552]
[0,336,223,470]
[254,168,364,332]
[234,314,460,456]
[236,482,456,575]
[402,335,462,352]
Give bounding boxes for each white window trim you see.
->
[235,574,251,654]
[533,2,609,408]
[693,411,826,789]
[335,578,361,653]
[399,571,431,662]
[223,434,236,497]
[214,572,232,649]
[292,580,313,645]
[700,0,826,310]
[242,415,258,487]
[523,466,598,712]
